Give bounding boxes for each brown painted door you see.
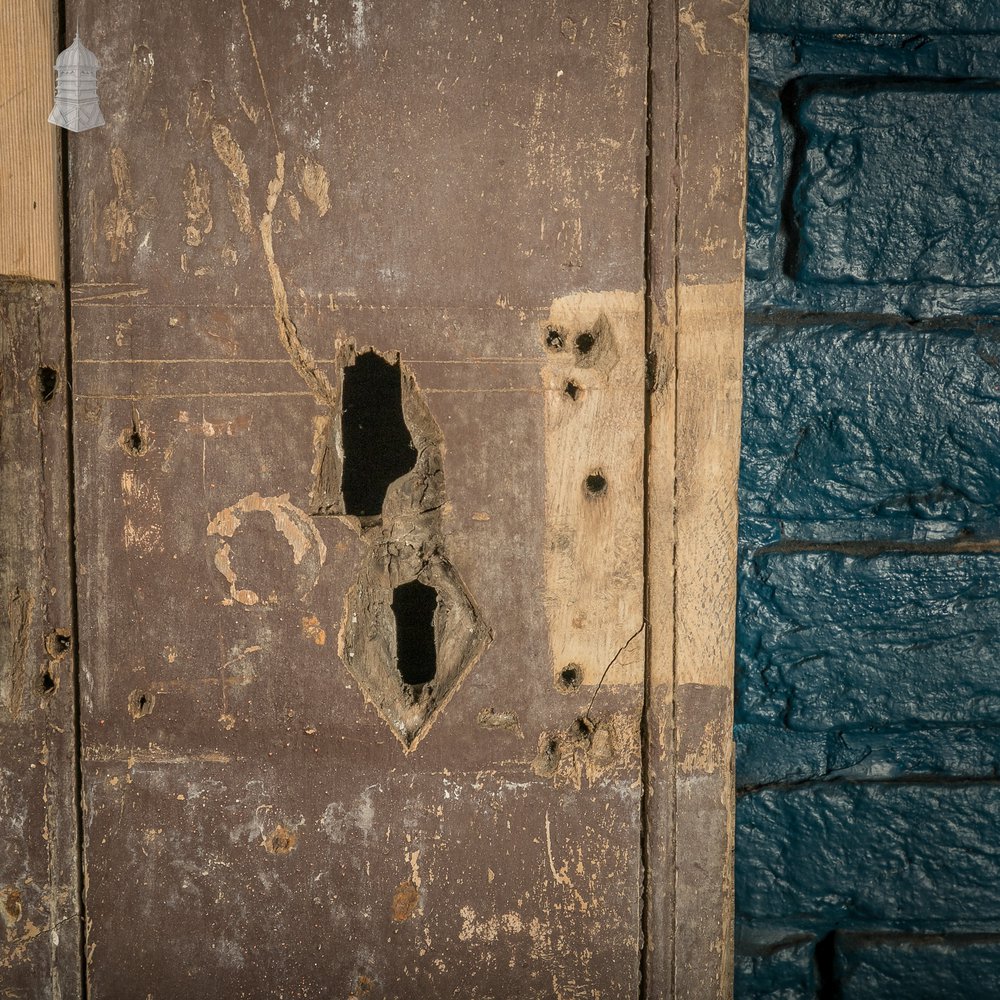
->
[69,3,649,996]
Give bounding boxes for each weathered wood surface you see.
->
[0,279,82,996]
[67,2,651,996]
[645,1,748,998]
[0,3,60,282]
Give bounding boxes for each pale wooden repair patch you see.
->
[0,1,59,281]
[542,290,645,689]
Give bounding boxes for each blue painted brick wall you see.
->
[737,3,1000,996]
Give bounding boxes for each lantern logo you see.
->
[49,32,105,133]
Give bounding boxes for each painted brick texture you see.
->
[737,3,1000,996]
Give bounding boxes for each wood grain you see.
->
[542,290,645,690]
[65,2,650,995]
[0,280,81,997]
[645,1,749,997]
[0,1,60,282]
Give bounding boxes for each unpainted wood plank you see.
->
[673,1,748,996]
[0,1,60,282]
[645,0,749,997]
[643,1,679,993]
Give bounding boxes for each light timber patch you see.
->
[541,290,645,689]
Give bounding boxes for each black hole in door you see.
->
[392,580,437,686]
[341,352,417,517]
[37,367,58,403]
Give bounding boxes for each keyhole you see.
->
[392,580,438,686]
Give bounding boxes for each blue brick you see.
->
[838,935,1000,1000]
[738,724,1000,788]
[737,783,1000,929]
[747,88,784,280]
[738,551,1000,729]
[736,926,817,1000]
[740,324,1000,542]
[796,86,1000,287]
[750,33,1000,93]
[751,0,1000,34]
[736,725,829,789]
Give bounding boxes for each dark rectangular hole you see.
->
[37,366,58,403]
[341,351,417,517]
[392,580,437,686]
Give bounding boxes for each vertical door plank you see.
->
[0,279,82,995]
[643,1,679,994]
[645,1,748,997]
[0,3,82,996]
[66,2,650,996]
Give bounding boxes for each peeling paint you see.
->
[207,493,327,606]
[102,148,136,264]
[182,163,213,247]
[297,155,331,217]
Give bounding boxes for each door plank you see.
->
[0,4,83,995]
[67,2,650,996]
[645,1,749,997]
[0,279,82,996]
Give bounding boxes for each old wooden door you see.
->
[1,1,747,997]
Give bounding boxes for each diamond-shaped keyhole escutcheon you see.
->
[316,347,493,751]
[340,556,491,749]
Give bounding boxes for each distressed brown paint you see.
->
[67,1,649,996]
[1,0,748,994]
[0,281,82,995]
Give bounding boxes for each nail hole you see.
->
[44,629,72,659]
[558,664,581,692]
[128,689,155,719]
[263,823,297,855]
[342,351,417,518]
[572,716,595,740]
[392,579,437,687]
[575,332,596,355]
[585,473,607,496]
[37,367,58,403]
[545,327,565,351]
[40,669,56,695]
[564,381,580,400]
[119,415,150,457]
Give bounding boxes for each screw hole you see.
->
[585,473,607,496]
[37,367,58,403]
[119,413,150,457]
[44,629,72,659]
[558,664,581,692]
[545,327,565,351]
[575,332,596,355]
[41,669,56,695]
[564,381,580,400]
[128,689,155,719]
